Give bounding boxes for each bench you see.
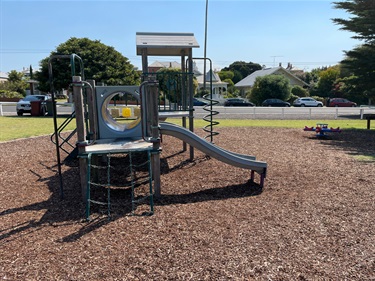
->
[366,114,375,129]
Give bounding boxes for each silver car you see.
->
[16,95,50,116]
[293,97,323,107]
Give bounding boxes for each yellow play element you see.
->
[122,107,132,118]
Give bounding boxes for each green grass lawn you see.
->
[0,116,76,142]
[0,116,369,142]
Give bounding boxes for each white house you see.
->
[235,66,309,96]
[0,71,8,83]
[196,70,227,102]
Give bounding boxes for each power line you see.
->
[0,49,51,54]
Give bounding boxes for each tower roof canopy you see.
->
[136,32,199,56]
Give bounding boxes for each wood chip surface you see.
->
[1,127,374,280]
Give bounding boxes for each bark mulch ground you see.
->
[1,127,374,280]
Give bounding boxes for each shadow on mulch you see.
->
[156,181,262,206]
[160,152,211,174]
[0,164,85,241]
[0,154,263,243]
[304,128,375,160]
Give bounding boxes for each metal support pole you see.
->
[250,170,255,183]
[188,49,195,160]
[181,51,187,152]
[73,76,88,201]
[141,49,148,80]
[87,80,97,142]
[203,0,209,90]
[48,53,84,200]
[48,56,69,199]
[148,81,161,197]
[86,154,92,220]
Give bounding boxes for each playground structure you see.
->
[304,123,342,138]
[49,32,267,219]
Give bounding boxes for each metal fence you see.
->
[2,101,375,119]
[194,106,375,120]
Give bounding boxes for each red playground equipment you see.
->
[304,123,342,137]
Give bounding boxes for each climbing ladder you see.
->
[85,149,154,220]
[50,111,77,159]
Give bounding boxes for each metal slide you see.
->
[159,122,267,176]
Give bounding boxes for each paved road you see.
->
[2,103,374,120]
[1,103,74,116]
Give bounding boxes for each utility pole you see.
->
[203,0,208,89]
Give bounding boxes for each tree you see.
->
[248,75,291,105]
[36,37,140,92]
[218,70,234,81]
[340,44,375,103]
[0,70,28,96]
[156,68,184,104]
[332,0,375,44]
[333,0,375,104]
[314,66,340,97]
[291,85,309,97]
[222,78,234,87]
[221,61,262,84]
[8,70,24,82]
[218,70,237,96]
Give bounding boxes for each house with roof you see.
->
[148,60,202,75]
[0,71,8,83]
[196,69,228,102]
[235,66,309,96]
[148,60,227,101]
[148,61,182,73]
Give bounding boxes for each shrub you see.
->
[0,90,24,99]
[311,96,325,103]
[291,85,309,97]
[287,94,300,104]
[250,75,291,105]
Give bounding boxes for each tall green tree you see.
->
[248,75,291,105]
[333,0,375,104]
[340,45,375,102]
[221,61,261,84]
[333,0,375,44]
[36,37,140,92]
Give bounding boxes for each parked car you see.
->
[193,98,208,106]
[293,97,323,107]
[328,98,357,107]
[16,95,50,116]
[262,99,290,107]
[224,98,255,107]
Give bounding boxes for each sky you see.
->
[0,0,359,74]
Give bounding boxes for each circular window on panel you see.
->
[101,91,141,132]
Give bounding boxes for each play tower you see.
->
[50,32,267,220]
